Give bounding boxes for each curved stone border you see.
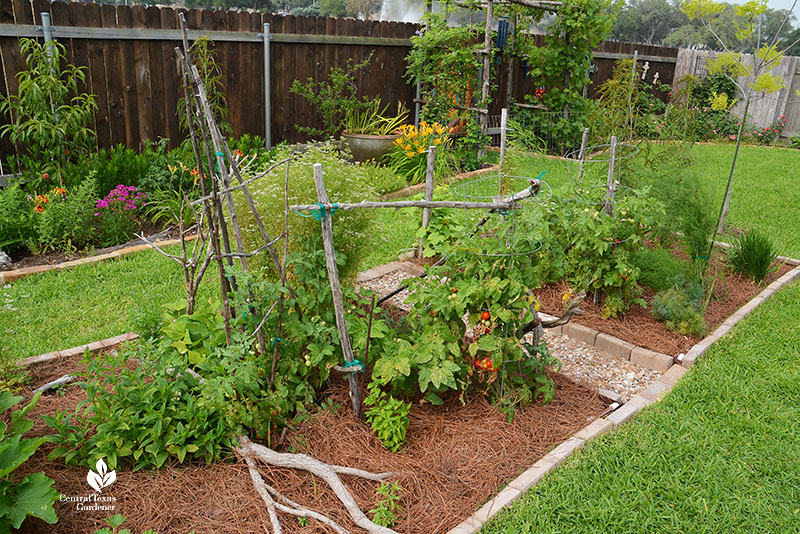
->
[0,238,190,285]
[18,333,139,368]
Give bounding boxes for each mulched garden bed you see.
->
[16,348,608,534]
[1,225,179,272]
[535,256,792,357]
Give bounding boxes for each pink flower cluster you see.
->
[95,184,147,217]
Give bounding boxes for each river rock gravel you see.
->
[356,267,661,401]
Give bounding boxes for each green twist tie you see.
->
[271,337,285,348]
[215,151,225,172]
[342,358,364,372]
[311,202,338,221]
[692,256,710,261]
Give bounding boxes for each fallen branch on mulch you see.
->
[236,435,398,534]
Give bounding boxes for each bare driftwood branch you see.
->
[237,436,397,534]
[290,199,522,211]
[243,456,349,534]
[33,374,75,394]
[244,457,283,534]
[519,290,586,339]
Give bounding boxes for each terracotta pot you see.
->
[341,132,402,163]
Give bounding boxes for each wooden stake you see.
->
[500,108,508,169]
[604,135,618,217]
[313,163,361,419]
[417,145,436,258]
[577,127,589,183]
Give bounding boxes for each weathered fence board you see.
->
[674,48,800,137]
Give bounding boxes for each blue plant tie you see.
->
[215,151,224,171]
[271,337,285,348]
[343,358,364,372]
[311,202,338,221]
[692,256,710,261]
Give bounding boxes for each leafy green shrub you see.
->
[415,208,466,259]
[136,140,196,195]
[290,55,373,138]
[727,229,778,283]
[129,304,163,341]
[550,189,664,313]
[44,348,235,470]
[0,38,96,192]
[369,481,403,528]
[789,134,800,150]
[36,178,98,252]
[0,184,36,250]
[651,287,706,336]
[633,247,693,291]
[91,145,153,196]
[364,387,411,452]
[236,141,377,281]
[0,391,60,532]
[369,217,558,418]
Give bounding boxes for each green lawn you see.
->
[0,246,217,361]
[507,143,800,258]
[481,278,800,533]
[691,144,800,258]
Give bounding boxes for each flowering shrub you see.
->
[95,184,147,247]
[383,122,453,184]
[35,179,97,252]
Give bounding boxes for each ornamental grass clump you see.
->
[727,229,778,284]
[384,122,454,185]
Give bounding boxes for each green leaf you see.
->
[468,343,479,358]
[0,472,59,528]
[424,392,444,406]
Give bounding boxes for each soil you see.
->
[1,224,179,272]
[14,349,608,534]
[535,255,792,357]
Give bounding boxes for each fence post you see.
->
[41,12,55,73]
[417,145,436,258]
[263,22,271,150]
[499,107,508,169]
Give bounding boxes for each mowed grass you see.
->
[508,143,800,257]
[481,278,800,533]
[0,246,217,361]
[690,144,800,258]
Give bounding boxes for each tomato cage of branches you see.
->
[453,172,552,258]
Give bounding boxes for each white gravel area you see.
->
[543,330,661,401]
[356,268,661,401]
[356,268,416,311]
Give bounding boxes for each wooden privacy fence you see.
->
[675,48,800,137]
[0,0,417,157]
[0,0,680,159]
